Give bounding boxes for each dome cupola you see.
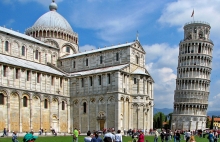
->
[25,0,78,45]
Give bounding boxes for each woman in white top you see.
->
[84,131,92,142]
[115,130,123,142]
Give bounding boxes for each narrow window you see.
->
[90,76,93,86]
[116,52,119,61]
[51,76,54,85]
[66,46,70,53]
[23,96,28,107]
[107,74,111,84]
[136,56,139,64]
[15,69,19,79]
[198,43,201,53]
[83,102,87,113]
[134,78,137,84]
[100,56,103,64]
[98,75,102,85]
[5,41,9,52]
[37,73,40,83]
[0,93,4,105]
[81,78,84,87]
[3,65,7,77]
[62,101,65,110]
[35,50,39,60]
[60,61,62,66]
[73,61,75,68]
[22,46,25,56]
[60,78,62,87]
[44,99,48,109]
[86,58,88,66]
[27,71,30,81]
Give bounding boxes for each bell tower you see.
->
[172,21,214,131]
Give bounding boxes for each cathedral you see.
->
[0,1,154,133]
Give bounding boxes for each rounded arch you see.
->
[61,43,77,54]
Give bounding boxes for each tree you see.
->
[160,113,163,129]
[153,112,166,129]
[210,115,214,129]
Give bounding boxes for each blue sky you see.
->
[1,0,220,111]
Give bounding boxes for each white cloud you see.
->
[158,0,220,45]
[144,43,178,108]
[69,1,159,43]
[79,45,97,53]
[209,94,220,111]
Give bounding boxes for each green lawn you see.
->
[0,135,209,142]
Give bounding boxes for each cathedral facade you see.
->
[0,1,154,133]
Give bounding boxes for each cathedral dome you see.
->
[25,0,78,45]
[33,10,73,33]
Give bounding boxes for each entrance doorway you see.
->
[100,120,105,130]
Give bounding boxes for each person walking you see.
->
[84,131,92,142]
[73,128,79,142]
[1,128,7,137]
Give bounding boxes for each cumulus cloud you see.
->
[144,43,178,108]
[209,94,220,111]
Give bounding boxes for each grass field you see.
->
[0,135,210,142]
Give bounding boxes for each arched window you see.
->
[44,99,48,109]
[116,52,119,61]
[0,93,4,105]
[22,46,25,56]
[83,102,87,113]
[62,101,65,110]
[66,46,70,53]
[35,50,38,59]
[23,96,28,107]
[5,41,9,52]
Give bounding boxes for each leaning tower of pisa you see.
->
[172,21,214,131]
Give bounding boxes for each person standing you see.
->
[12,132,18,142]
[91,131,103,142]
[73,128,79,142]
[104,129,115,142]
[214,130,218,142]
[208,131,214,142]
[185,130,191,142]
[138,131,144,142]
[189,135,196,142]
[115,130,122,142]
[176,131,181,142]
[84,131,92,142]
[154,129,159,142]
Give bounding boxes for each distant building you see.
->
[208,116,220,129]
[0,1,154,133]
[172,21,213,130]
